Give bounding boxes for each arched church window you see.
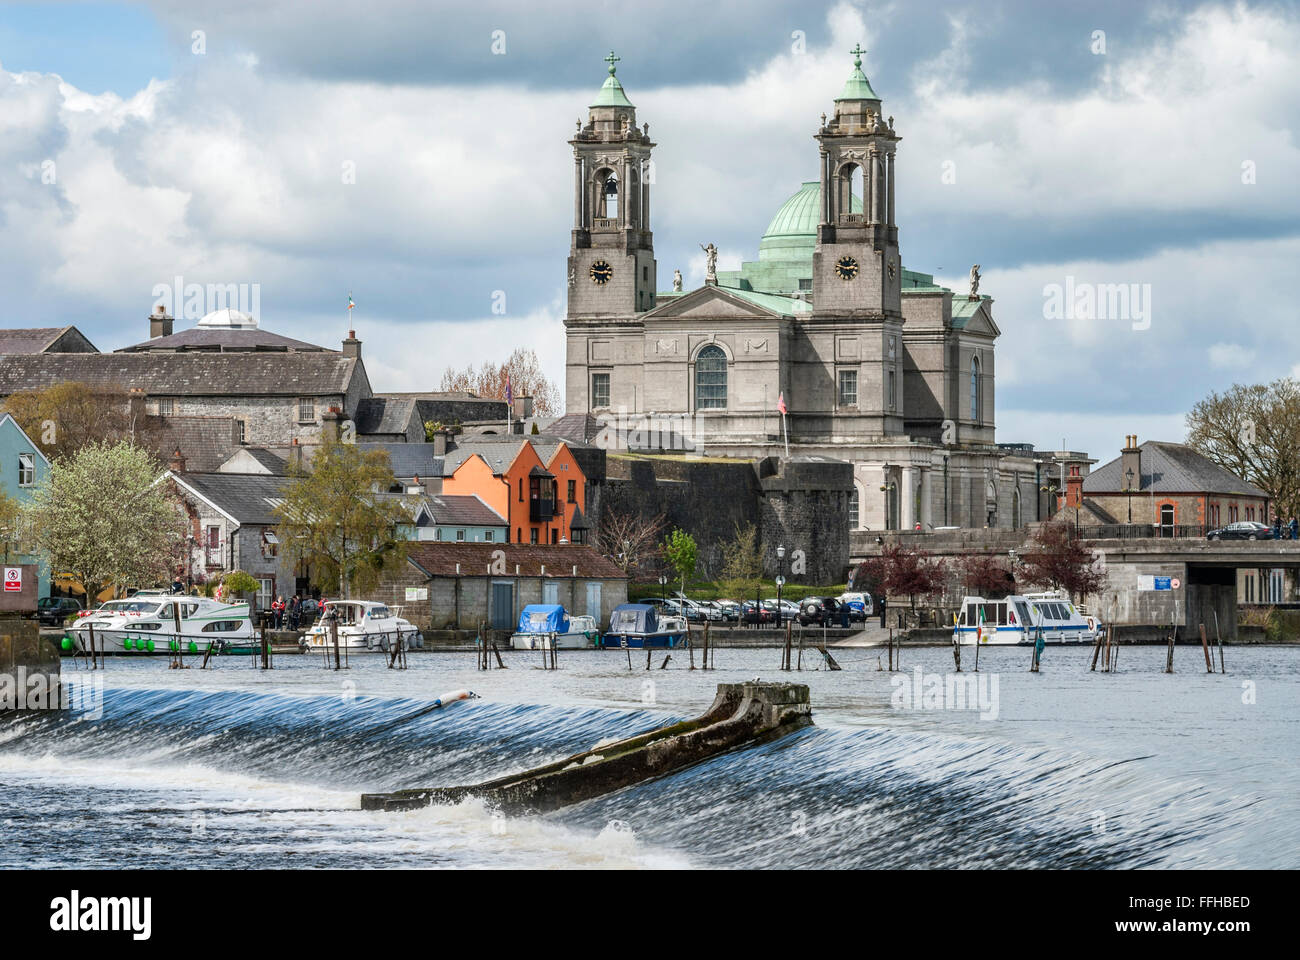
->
[600,173,619,219]
[970,355,981,422]
[695,345,727,409]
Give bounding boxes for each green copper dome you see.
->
[758,181,861,260]
[590,50,634,108]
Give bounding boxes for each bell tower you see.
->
[812,45,901,320]
[566,52,657,320]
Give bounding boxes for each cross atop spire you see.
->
[604,50,621,75]
[849,44,866,68]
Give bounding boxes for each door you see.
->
[490,581,514,630]
[585,582,602,622]
[542,582,559,605]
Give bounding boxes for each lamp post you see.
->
[658,574,667,603]
[1125,468,1135,528]
[776,544,786,628]
[880,480,898,530]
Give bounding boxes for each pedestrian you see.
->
[1274,515,1283,539]
[839,601,850,629]
[272,595,285,629]
[1291,516,1298,541]
[287,595,300,630]
[878,595,887,628]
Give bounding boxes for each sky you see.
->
[1,0,1298,459]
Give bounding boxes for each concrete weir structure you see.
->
[0,615,62,712]
[361,681,812,814]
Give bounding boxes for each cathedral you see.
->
[564,49,1044,533]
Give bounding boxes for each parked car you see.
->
[713,599,741,623]
[798,596,845,626]
[763,598,801,623]
[1206,521,1274,541]
[740,600,776,625]
[37,596,84,627]
[838,592,873,621]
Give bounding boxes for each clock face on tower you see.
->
[835,255,859,281]
[589,260,614,285]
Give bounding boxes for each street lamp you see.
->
[776,544,786,628]
[658,574,667,602]
[1124,468,1135,527]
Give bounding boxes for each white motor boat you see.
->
[510,605,600,650]
[953,592,1103,646]
[304,600,424,652]
[66,595,255,655]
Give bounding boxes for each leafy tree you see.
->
[273,441,413,598]
[23,440,188,601]
[856,543,947,614]
[1017,521,1106,601]
[958,553,1014,598]
[439,347,562,417]
[597,507,665,577]
[662,528,698,595]
[2,382,159,461]
[719,522,763,601]
[1185,378,1300,519]
[220,570,260,602]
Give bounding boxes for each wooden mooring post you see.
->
[1165,625,1176,674]
[780,620,792,671]
[1199,624,1213,673]
[1213,609,1226,673]
[1089,627,1105,671]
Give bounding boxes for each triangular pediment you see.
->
[645,284,788,321]
[953,299,1001,338]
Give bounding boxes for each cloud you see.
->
[1208,342,1256,369]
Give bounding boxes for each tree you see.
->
[719,522,763,601]
[1185,378,1300,519]
[1017,521,1106,601]
[0,489,21,563]
[958,553,1014,598]
[439,347,563,417]
[596,506,665,577]
[23,440,188,601]
[273,441,413,598]
[662,529,698,595]
[856,543,947,613]
[2,382,158,461]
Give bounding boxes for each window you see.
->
[519,478,524,502]
[551,528,559,544]
[206,526,220,550]
[798,278,812,291]
[530,528,539,544]
[257,578,274,610]
[147,398,176,416]
[201,620,244,633]
[567,479,576,503]
[484,530,494,542]
[18,452,35,487]
[237,419,247,444]
[838,369,858,407]
[887,369,896,410]
[970,356,981,422]
[848,485,859,529]
[435,528,443,541]
[592,372,610,409]
[516,528,522,543]
[456,529,465,542]
[297,398,315,423]
[695,345,727,409]
[1160,504,1175,535]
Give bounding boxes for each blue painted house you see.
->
[0,413,52,597]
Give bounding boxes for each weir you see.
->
[361,681,812,814]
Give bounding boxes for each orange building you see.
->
[442,438,589,545]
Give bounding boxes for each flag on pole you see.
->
[777,392,787,415]
[505,373,514,405]
[347,293,354,312]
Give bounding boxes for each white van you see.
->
[838,592,873,620]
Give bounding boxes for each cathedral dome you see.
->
[758,181,861,261]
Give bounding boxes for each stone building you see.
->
[372,541,628,632]
[563,49,1045,535]
[1079,436,1270,533]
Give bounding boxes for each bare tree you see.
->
[439,347,563,417]
[596,507,666,578]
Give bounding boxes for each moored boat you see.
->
[509,604,599,650]
[953,592,1102,646]
[65,595,255,655]
[303,600,423,652]
[602,603,689,649]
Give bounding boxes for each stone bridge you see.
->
[850,527,1300,640]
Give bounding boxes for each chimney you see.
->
[408,474,426,495]
[168,448,186,472]
[1065,464,1083,508]
[320,406,342,443]
[128,386,146,423]
[512,395,534,421]
[342,330,361,360]
[431,428,449,457]
[289,437,304,473]
[1121,435,1141,492]
[150,303,174,339]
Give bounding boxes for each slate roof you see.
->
[419,494,506,527]
[0,353,360,397]
[547,412,606,445]
[1082,441,1268,497]
[353,442,443,480]
[441,438,526,475]
[0,326,97,354]
[149,416,241,473]
[354,396,419,436]
[405,542,626,580]
[117,328,331,353]
[172,472,293,525]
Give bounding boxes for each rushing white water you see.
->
[2,645,1295,868]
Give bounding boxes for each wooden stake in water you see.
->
[1165,626,1175,674]
[1199,623,1213,673]
[1090,628,1104,672]
[1213,609,1226,673]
